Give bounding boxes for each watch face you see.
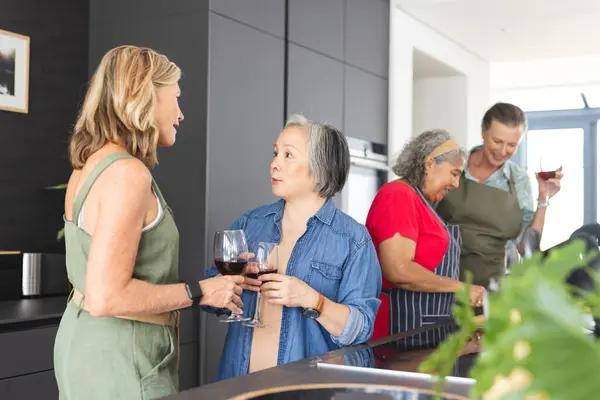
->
[303,309,320,319]
[186,282,201,300]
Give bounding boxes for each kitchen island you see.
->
[166,319,479,400]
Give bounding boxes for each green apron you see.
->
[53,152,181,400]
[436,165,523,287]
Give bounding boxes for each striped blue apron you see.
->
[386,187,462,350]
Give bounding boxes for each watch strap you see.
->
[314,293,325,314]
[303,293,325,319]
[184,281,202,307]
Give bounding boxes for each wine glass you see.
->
[243,242,278,328]
[213,230,251,323]
[538,155,561,201]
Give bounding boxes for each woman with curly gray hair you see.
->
[366,129,485,342]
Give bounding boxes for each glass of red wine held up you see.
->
[214,230,251,323]
[243,242,278,328]
[538,155,562,202]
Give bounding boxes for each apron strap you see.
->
[411,185,463,250]
[506,163,518,196]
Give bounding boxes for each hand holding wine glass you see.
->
[243,242,278,328]
[240,257,262,292]
[260,273,318,309]
[199,275,244,314]
[213,230,251,322]
[536,155,563,202]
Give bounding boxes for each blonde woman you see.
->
[53,46,246,400]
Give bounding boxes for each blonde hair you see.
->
[70,45,181,169]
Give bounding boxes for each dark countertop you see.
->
[166,319,479,400]
[0,296,66,332]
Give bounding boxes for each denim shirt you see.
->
[202,198,382,381]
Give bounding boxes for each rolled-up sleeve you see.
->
[330,237,382,346]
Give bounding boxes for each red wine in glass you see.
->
[213,230,251,323]
[538,156,561,201]
[246,267,278,280]
[243,243,278,328]
[538,170,556,181]
[215,259,247,275]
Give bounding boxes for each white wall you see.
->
[388,3,490,164]
[413,76,468,140]
[491,55,600,90]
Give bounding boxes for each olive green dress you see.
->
[53,152,180,400]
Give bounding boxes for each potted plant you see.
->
[46,183,67,240]
[420,238,600,399]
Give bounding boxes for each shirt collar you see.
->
[314,198,336,225]
[468,145,511,180]
[262,198,336,226]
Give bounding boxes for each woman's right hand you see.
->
[199,276,244,314]
[469,284,485,308]
[240,262,263,292]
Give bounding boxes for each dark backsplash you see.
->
[0,0,90,254]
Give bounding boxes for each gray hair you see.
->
[284,114,350,198]
[392,129,466,188]
[482,102,528,133]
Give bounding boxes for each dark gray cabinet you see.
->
[344,65,388,144]
[0,326,57,379]
[179,308,198,345]
[345,0,389,78]
[288,0,345,60]
[0,325,59,399]
[210,0,286,38]
[0,370,58,400]
[287,44,344,129]
[179,343,199,391]
[205,12,284,383]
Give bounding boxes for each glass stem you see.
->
[254,291,262,323]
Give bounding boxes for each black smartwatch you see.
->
[184,281,203,307]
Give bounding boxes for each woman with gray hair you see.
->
[203,114,382,380]
[365,129,485,342]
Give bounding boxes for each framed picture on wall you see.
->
[0,29,30,114]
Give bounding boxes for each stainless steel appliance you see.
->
[0,252,70,300]
[339,137,390,224]
[21,253,70,297]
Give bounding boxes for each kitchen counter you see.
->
[166,319,479,400]
[0,296,66,333]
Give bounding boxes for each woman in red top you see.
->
[366,130,485,343]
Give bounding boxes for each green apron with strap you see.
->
[436,165,523,287]
[53,152,181,400]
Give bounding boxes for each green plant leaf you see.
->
[471,240,600,399]
[56,228,65,241]
[46,183,68,190]
[418,273,478,396]
[419,240,600,400]
[471,270,600,399]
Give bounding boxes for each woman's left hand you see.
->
[536,167,563,200]
[259,274,318,308]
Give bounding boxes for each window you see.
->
[525,129,584,250]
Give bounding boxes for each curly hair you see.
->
[392,129,466,188]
